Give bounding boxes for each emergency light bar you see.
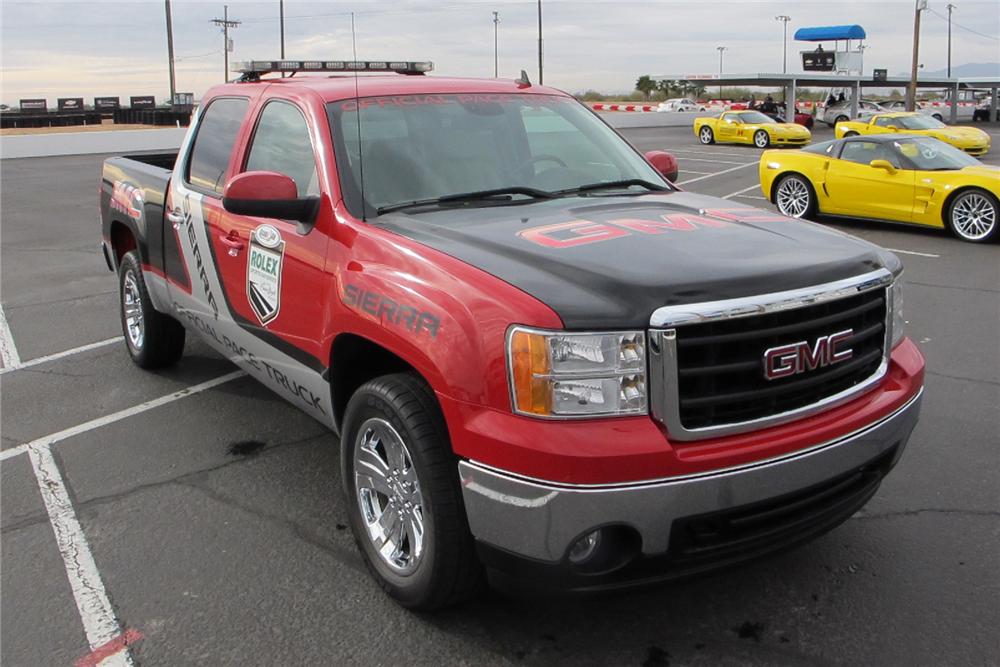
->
[232,60,433,77]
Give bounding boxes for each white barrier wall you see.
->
[0,128,188,159]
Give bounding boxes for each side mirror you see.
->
[222,171,319,224]
[644,150,678,181]
[869,159,897,175]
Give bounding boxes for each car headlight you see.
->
[890,278,905,348]
[508,327,647,418]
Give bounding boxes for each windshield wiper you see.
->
[554,179,671,196]
[376,186,556,215]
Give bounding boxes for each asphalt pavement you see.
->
[1,123,998,666]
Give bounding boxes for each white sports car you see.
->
[658,98,705,112]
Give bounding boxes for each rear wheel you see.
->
[341,373,483,610]
[774,174,817,219]
[835,114,849,124]
[843,131,859,138]
[118,250,185,369]
[947,189,998,243]
[932,113,943,122]
[699,126,715,144]
[754,130,771,148]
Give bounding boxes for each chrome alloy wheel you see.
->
[776,177,811,218]
[699,127,713,144]
[754,131,770,148]
[354,418,425,575]
[122,269,145,350]
[951,192,996,241]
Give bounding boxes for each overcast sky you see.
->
[1,0,998,104]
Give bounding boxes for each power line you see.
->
[210,5,241,83]
[926,6,999,42]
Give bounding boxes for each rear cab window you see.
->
[186,97,250,196]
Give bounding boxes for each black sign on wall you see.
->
[20,98,47,111]
[94,96,121,110]
[130,96,156,109]
[873,69,888,82]
[801,51,836,72]
[58,97,85,111]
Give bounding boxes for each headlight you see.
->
[507,327,647,418]
[890,278,905,348]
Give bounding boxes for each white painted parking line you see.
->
[0,303,21,369]
[0,370,246,463]
[886,248,941,258]
[663,147,754,158]
[675,157,751,166]
[28,443,136,666]
[676,162,758,185]
[678,169,712,175]
[0,336,123,375]
[736,194,769,201]
[723,184,763,199]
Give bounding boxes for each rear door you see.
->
[824,140,915,221]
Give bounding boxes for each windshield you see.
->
[895,137,980,170]
[737,111,775,124]
[896,115,946,130]
[326,93,669,217]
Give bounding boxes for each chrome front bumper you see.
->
[459,388,922,564]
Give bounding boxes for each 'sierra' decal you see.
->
[343,284,440,338]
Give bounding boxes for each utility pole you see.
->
[717,46,727,98]
[775,15,791,74]
[165,0,176,102]
[537,0,543,84]
[211,5,241,83]
[907,0,926,111]
[280,0,286,77]
[493,11,500,77]
[946,3,955,77]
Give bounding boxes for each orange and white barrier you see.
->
[591,103,657,112]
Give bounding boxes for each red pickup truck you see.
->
[100,60,924,610]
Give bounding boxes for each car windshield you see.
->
[738,111,775,124]
[894,137,980,170]
[897,115,945,130]
[326,93,669,217]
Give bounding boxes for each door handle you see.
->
[218,232,245,256]
[167,210,184,230]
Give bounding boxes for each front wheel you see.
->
[699,126,715,144]
[947,189,998,243]
[118,250,185,369]
[843,131,859,138]
[754,130,771,148]
[835,114,849,124]
[774,174,817,219]
[341,373,483,610]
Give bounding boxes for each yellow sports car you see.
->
[759,134,1000,243]
[694,110,811,148]
[835,112,990,156]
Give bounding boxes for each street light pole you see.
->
[165,0,176,102]
[775,15,791,74]
[537,0,543,84]
[946,3,955,77]
[717,46,727,98]
[493,11,500,78]
[907,0,926,111]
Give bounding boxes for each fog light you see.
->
[568,530,602,564]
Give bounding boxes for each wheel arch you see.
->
[941,185,995,227]
[767,170,812,203]
[109,219,139,270]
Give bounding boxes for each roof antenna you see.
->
[515,69,531,88]
[351,12,367,222]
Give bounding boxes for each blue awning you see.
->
[794,25,867,42]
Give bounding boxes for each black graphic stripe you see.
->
[248,282,274,316]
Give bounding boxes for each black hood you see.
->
[375,192,900,329]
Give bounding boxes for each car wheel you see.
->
[342,373,484,610]
[933,113,943,121]
[947,189,999,243]
[835,115,849,124]
[754,130,771,148]
[699,126,715,144]
[774,174,817,219]
[118,250,185,369]
[844,131,859,137]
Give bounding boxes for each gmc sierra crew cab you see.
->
[100,60,925,610]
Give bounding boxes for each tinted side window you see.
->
[245,101,319,197]
[187,98,249,195]
[874,116,892,127]
[840,141,879,165]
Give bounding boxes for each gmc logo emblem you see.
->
[763,329,854,380]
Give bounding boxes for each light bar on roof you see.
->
[231,60,433,75]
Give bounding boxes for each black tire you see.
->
[118,250,185,369]
[932,113,943,122]
[341,373,483,610]
[835,114,849,124]
[843,131,859,138]
[753,130,771,148]
[773,173,818,219]
[698,126,715,145]
[946,189,999,243]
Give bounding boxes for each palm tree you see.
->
[635,75,657,101]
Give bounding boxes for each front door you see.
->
[824,141,915,222]
[717,114,740,142]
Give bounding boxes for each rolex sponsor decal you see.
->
[247,224,284,325]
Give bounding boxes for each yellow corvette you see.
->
[835,112,991,156]
[694,110,811,148]
[759,135,1000,243]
